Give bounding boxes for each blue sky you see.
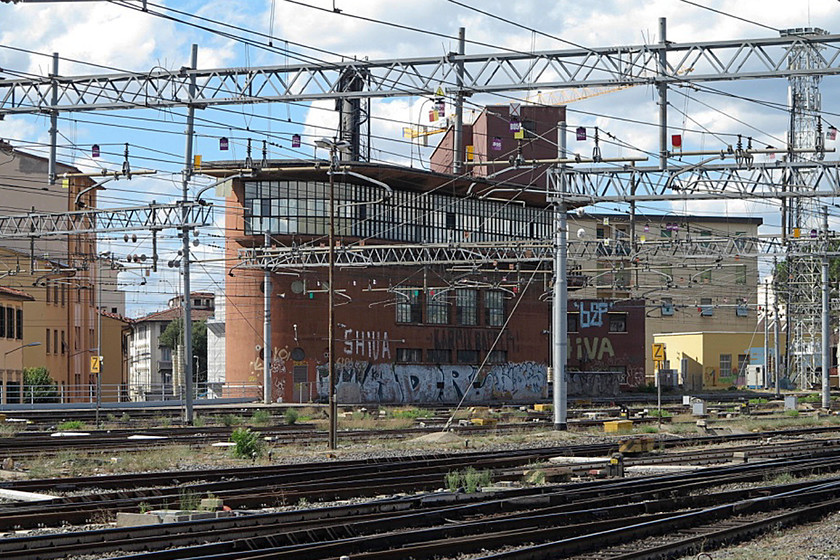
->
[2,0,840,315]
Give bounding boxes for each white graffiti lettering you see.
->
[343,329,391,360]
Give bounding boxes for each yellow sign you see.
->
[435,86,445,97]
[652,343,665,362]
[90,355,101,374]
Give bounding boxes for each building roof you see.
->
[98,309,134,324]
[201,159,561,207]
[134,306,215,324]
[0,286,35,301]
[0,139,89,177]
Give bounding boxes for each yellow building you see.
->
[0,141,101,401]
[99,310,133,402]
[0,286,36,403]
[653,331,785,391]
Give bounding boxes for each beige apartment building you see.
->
[569,212,762,383]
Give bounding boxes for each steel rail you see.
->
[5,455,840,560]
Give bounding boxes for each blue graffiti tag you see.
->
[573,301,613,328]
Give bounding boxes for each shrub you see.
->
[57,420,84,431]
[179,488,200,510]
[284,408,299,425]
[251,409,272,425]
[444,467,492,493]
[445,470,461,492]
[221,414,243,427]
[23,367,59,403]
[231,427,265,459]
[391,408,432,419]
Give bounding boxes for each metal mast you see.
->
[782,27,829,388]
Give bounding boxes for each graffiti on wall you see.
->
[315,361,545,403]
[572,301,614,329]
[567,371,620,396]
[621,367,646,388]
[569,336,615,361]
[313,360,622,403]
[250,346,290,399]
[340,325,392,360]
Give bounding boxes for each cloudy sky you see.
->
[1,0,839,314]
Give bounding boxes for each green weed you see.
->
[230,427,265,459]
[284,408,299,425]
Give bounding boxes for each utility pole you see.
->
[774,257,782,397]
[552,119,568,430]
[264,232,272,404]
[181,44,197,424]
[764,279,770,389]
[96,253,102,427]
[822,206,830,408]
[328,144,338,449]
[48,52,58,185]
[657,18,668,170]
[452,27,465,175]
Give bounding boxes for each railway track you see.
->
[1,443,839,560]
[0,420,559,458]
[2,425,839,495]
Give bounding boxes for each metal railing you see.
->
[4,382,262,405]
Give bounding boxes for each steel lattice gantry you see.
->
[238,234,782,271]
[552,159,840,202]
[0,202,213,239]
[4,34,840,114]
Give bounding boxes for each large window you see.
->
[426,291,450,325]
[608,313,627,333]
[242,179,551,242]
[485,290,505,327]
[427,349,451,363]
[5,307,13,339]
[568,312,579,332]
[0,305,4,338]
[395,288,422,324]
[735,264,747,284]
[720,354,732,376]
[396,348,423,363]
[457,350,479,364]
[487,349,507,363]
[456,289,478,326]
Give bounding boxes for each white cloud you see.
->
[4,0,840,315]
